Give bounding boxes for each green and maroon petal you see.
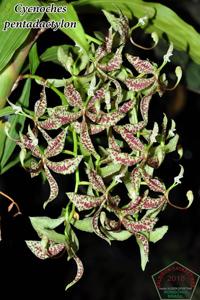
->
[122,217,157,233]
[89,124,107,135]
[141,196,166,209]
[92,207,110,243]
[80,121,96,154]
[43,165,59,208]
[30,159,41,178]
[39,116,62,130]
[108,149,143,166]
[97,111,125,126]
[87,168,106,193]
[121,196,142,215]
[140,95,152,123]
[142,171,166,193]
[48,242,65,256]
[45,129,67,158]
[34,85,47,118]
[119,100,134,113]
[126,54,154,74]
[131,168,141,190]
[25,240,49,259]
[87,87,105,112]
[64,84,83,109]
[125,77,155,92]
[67,193,106,211]
[108,133,121,152]
[135,233,149,270]
[99,47,123,72]
[46,156,83,175]
[114,126,144,152]
[65,255,84,290]
[19,135,41,158]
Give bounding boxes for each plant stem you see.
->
[0,191,21,216]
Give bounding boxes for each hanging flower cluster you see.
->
[6,11,193,291]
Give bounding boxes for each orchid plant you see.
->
[5,11,193,291]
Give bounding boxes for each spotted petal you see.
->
[80,121,96,154]
[114,126,144,152]
[46,156,83,175]
[25,240,49,259]
[99,47,123,72]
[43,165,59,208]
[108,149,143,166]
[125,77,155,92]
[67,193,106,211]
[48,242,65,256]
[136,233,149,270]
[92,206,110,244]
[87,168,106,193]
[18,135,41,158]
[122,217,157,233]
[65,255,84,290]
[64,84,82,109]
[140,95,152,123]
[142,196,166,210]
[34,85,47,118]
[121,197,142,215]
[39,116,62,130]
[126,54,154,74]
[119,100,134,113]
[142,171,166,193]
[45,129,67,158]
[87,87,105,112]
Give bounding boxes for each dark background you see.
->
[0,1,200,299]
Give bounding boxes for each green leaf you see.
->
[186,61,200,93]
[71,217,93,232]
[47,2,89,52]
[0,79,31,171]
[29,43,40,74]
[40,45,71,65]
[136,233,149,271]
[165,134,179,153]
[106,230,132,241]
[0,106,14,118]
[0,0,43,72]
[149,226,168,243]
[30,216,65,231]
[74,0,200,63]
[99,163,121,178]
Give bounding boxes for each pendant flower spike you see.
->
[18,126,82,208]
